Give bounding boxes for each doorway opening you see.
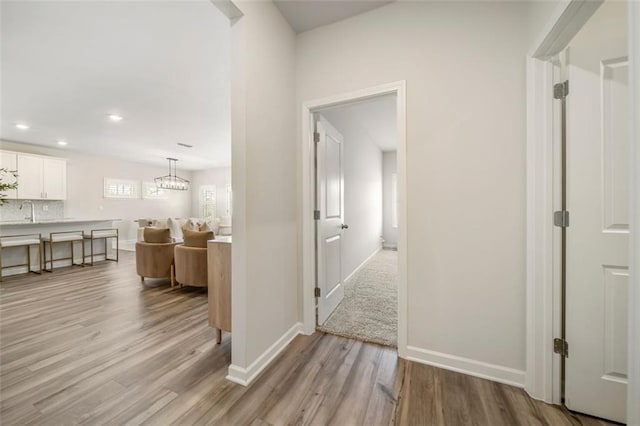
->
[313,96,398,347]
[300,81,407,353]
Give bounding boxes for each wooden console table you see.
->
[207,237,231,343]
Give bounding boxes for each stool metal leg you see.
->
[39,241,43,274]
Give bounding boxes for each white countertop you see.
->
[208,236,232,244]
[0,218,120,226]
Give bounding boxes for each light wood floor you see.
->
[0,251,616,425]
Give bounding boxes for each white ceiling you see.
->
[1,1,230,171]
[321,95,397,151]
[274,0,394,34]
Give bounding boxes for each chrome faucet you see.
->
[20,200,36,223]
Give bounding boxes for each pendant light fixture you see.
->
[155,158,190,191]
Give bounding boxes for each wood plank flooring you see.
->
[0,251,617,425]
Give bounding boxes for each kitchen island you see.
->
[0,218,120,278]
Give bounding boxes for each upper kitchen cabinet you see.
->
[0,151,18,200]
[15,153,67,200]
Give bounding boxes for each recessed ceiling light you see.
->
[108,114,123,122]
[177,142,193,148]
[15,123,30,130]
[57,140,68,146]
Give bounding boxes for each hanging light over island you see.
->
[155,158,190,191]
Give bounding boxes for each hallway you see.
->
[319,249,398,347]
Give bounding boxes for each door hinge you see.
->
[313,132,320,143]
[554,338,569,358]
[554,80,569,99]
[314,210,320,220]
[554,210,570,228]
[314,287,321,298]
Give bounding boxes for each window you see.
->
[104,178,139,199]
[142,182,169,200]
[391,173,398,228]
[225,184,232,217]
[200,185,216,219]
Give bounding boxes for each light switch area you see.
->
[42,204,48,211]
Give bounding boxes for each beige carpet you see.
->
[318,249,398,348]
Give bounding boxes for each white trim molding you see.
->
[525,56,557,403]
[530,0,603,60]
[300,81,407,358]
[405,346,526,389]
[226,322,303,386]
[628,2,640,425]
[343,246,381,283]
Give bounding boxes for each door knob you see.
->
[341,224,349,229]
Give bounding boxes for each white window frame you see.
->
[225,184,232,217]
[200,185,217,219]
[103,178,139,199]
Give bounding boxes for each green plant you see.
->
[0,168,18,205]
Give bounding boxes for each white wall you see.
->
[382,150,397,249]
[0,140,192,241]
[526,0,564,52]
[190,167,232,219]
[297,1,530,379]
[319,110,382,280]
[228,0,299,378]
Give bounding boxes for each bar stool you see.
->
[0,234,42,281]
[84,228,119,266]
[42,231,85,272]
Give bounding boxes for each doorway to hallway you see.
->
[313,95,399,348]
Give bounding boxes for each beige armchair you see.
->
[174,229,214,288]
[135,228,178,284]
[174,245,207,288]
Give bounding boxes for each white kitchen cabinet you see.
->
[16,155,43,199]
[16,154,67,200]
[0,151,18,200]
[42,158,67,200]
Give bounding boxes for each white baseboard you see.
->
[404,345,526,388]
[226,322,303,386]
[344,245,382,283]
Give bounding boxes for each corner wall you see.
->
[227,0,299,383]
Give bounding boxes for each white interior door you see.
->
[316,115,345,325]
[565,1,628,422]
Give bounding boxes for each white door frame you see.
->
[300,81,408,356]
[526,2,640,424]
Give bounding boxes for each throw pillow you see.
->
[199,222,212,232]
[167,218,183,241]
[183,229,214,248]
[181,219,197,233]
[143,227,172,243]
[138,218,152,228]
